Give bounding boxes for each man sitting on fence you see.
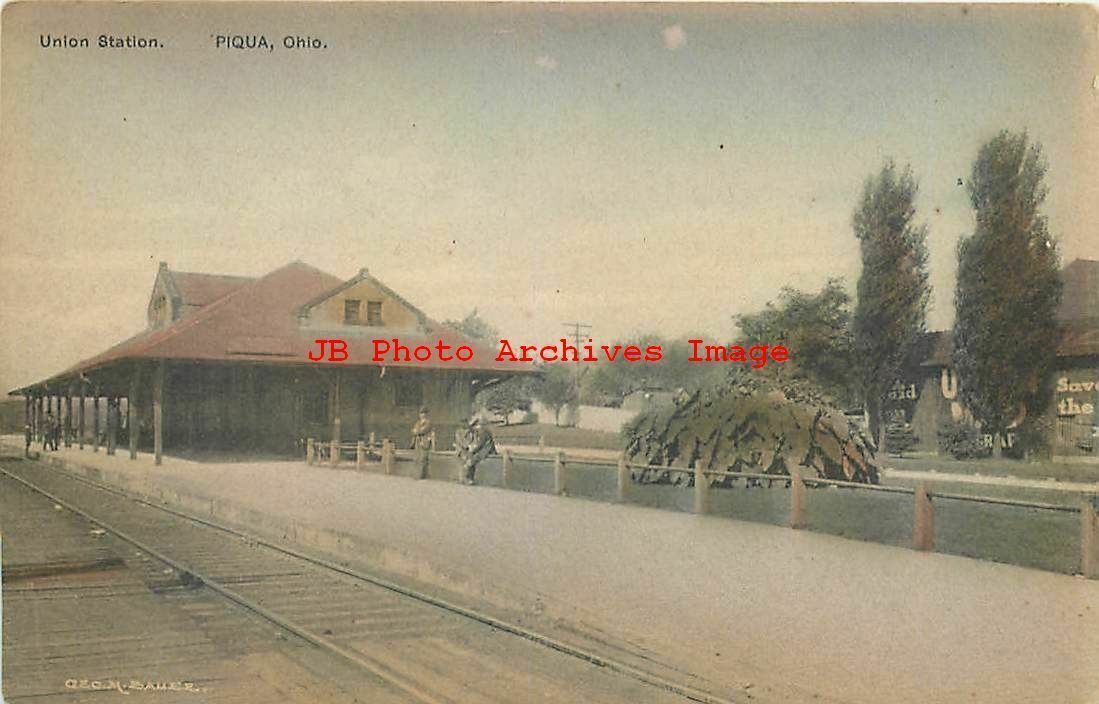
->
[457,416,495,485]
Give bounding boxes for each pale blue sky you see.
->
[2,3,1096,390]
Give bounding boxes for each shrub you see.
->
[1004,416,1054,461]
[885,419,918,457]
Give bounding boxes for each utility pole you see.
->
[561,322,591,427]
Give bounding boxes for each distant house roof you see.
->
[916,258,1099,368]
[1057,259,1099,322]
[12,261,526,394]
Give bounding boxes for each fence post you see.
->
[369,431,376,453]
[501,448,513,489]
[329,439,339,467]
[539,434,546,454]
[789,470,806,529]
[356,440,365,469]
[382,439,394,475]
[554,451,566,495]
[693,464,710,515]
[306,438,314,465]
[616,452,630,503]
[430,430,437,451]
[913,483,934,551]
[1082,494,1099,579]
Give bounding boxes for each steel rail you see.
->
[7,460,742,704]
[0,464,451,704]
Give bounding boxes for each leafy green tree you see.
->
[477,377,534,425]
[851,161,930,448]
[577,333,725,406]
[443,309,499,341]
[535,364,575,426]
[735,280,857,405]
[953,130,1062,455]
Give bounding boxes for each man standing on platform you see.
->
[42,412,57,451]
[51,412,61,451]
[457,416,495,485]
[410,406,433,479]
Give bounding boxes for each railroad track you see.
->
[1,457,739,704]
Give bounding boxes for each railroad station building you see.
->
[887,258,1099,458]
[11,261,527,463]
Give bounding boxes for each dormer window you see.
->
[366,300,383,326]
[343,299,362,325]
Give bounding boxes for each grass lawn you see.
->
[885,454,1099,484]
[490,422,624,451]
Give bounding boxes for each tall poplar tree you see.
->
[852,161,930,448]
[953,130,1062,454]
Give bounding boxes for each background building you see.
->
[891,258,1098,458]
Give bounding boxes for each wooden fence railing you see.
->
[303,438,1099,579]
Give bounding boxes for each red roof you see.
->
[16,262,528,391]
[171,270,253,307]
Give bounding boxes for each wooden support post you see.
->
[554,451,566,495]
[616,452,630,503]
[128,367,140,460]
[356,440,365,469]
[153,361,164,466]
[330,370,342,449]
[107,398,118,455]
[790,470,806,529]
[1082,495,1099,580]
[306,438,315,465]
[329,439,339,467]
[382,439,395,475]
[694,463,710,515]
[64,395,73,447]
[501,448,513,489]
[92,397,100,453]
[913,483,934,551]
[78,387,86,449]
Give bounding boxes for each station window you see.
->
[366,300,383,326]
[344,299,362,325]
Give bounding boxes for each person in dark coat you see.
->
[43,412,58,451]
[50,412,61,451]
